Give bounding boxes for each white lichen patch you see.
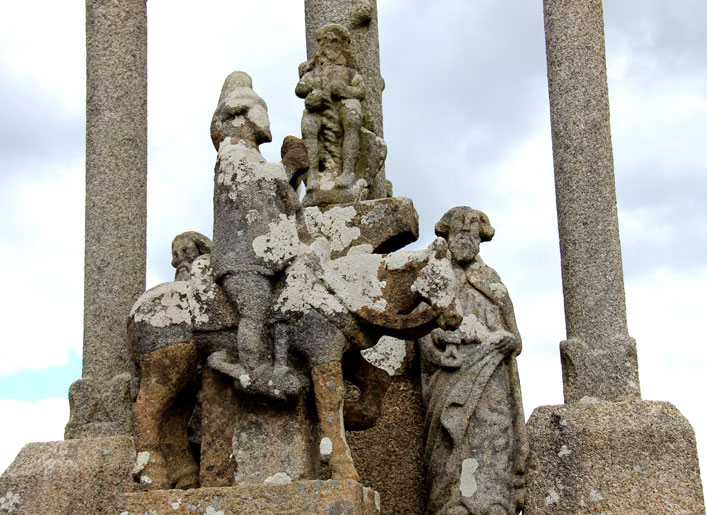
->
[410,244,458,309]
[383,250,426,271]
[216,142,279,195]
[205,507,225,515]
[245,209,259,224]
[171,499,181,510]
[132,451,151,475]
[579,396,601,404]
[545,488,560,505]
[304,206,360,254]
[140,475,153,485]
[558,444,571,457]
[347,243,373,256]
[274,252,347,317]
[489,281,508,297]
[263,472,292,485]
[252,213,302,267]
[0,490,21,512]
[239,374,251,388]
[322,253,387,312]
[130,282,191,327]
[459,458,479,498]
[361,336,407,375]
[320,437,333,459]
[589,490,604,502]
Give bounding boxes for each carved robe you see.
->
[419,257,528,514]
[211,140,303,281]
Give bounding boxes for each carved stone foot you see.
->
[133,449,170,490]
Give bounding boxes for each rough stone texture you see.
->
[199,367,238,488]
[66,0,148,439]
[347,356,426,515]
[119,480,380,514]
[208,71,310,400]
[231,388,318,484]
[0,437,137,514]
[297,24,387,206]
[131,342,200,490]
[304,0,387,198]
[544,0,640,403]
[525,401,706,514]
[418,207,527,514]
[304,197,419,259]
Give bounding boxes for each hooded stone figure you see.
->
[418,207,528,514]
[209,71,310,396]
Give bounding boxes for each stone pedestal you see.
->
[0,437,137,514]
[199,367,318,487]
[119,481,380,514]
[525,401,705,513]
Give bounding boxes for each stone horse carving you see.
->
[129,230,460,488]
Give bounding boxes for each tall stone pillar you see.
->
[524,1,704,512]
[545,0,638,404]
[65,0,147,439]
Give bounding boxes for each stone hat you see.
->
[316,23,351,45]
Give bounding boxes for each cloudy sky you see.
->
[1,0,706,478]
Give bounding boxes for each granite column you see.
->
[65,0,148,438]
[524,1,704,511]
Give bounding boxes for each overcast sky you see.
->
[1,0,705,478]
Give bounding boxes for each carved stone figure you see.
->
[296,24,387,206]
[128,72,463,489]
[209,71,310,396]
[129,231,215,490]
[419,207,528,514]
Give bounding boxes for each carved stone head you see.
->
[314,24,357,68]
[435,207,495,264]
[210,71,272,150]
[171,231,213,281]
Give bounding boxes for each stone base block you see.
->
[0,436,137,514]
[304,196,419,259]
[65,373,133,438]
[525,401,705,513]
[119,480,380,514]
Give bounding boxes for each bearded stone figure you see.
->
[419,207,528,515]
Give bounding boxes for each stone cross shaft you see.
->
[66,0,148,438]
[544,0,640,403]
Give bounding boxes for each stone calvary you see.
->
[124,25,528,514]
[3,1,703,513]
[126,27,524,515]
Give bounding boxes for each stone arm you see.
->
[331,72,366,101]
[295,73,315,99]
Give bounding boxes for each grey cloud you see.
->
[0,70,83,174]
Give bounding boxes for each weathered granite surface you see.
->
[120,480,380,514]
[525,401,705,514]
[347,339,426,515]
[66,0,148,439]
[304,197,418,259]
[297,24,387,206]
[304,0,388,201]
[419,208,527,514]
[304,0,384,139]
[0,437,137,514]
[544,0,639,403]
